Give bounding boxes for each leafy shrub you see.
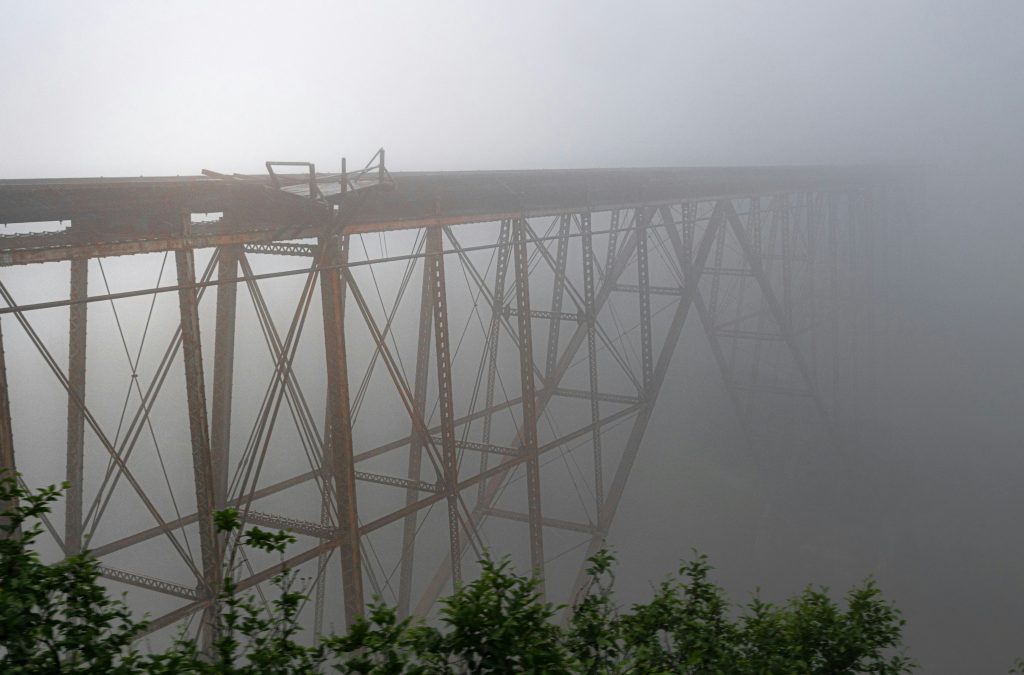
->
[0,473,915,673]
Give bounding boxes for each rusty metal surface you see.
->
[0,167,894,266]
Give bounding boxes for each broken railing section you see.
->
[263,148,394,203]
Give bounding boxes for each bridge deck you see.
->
[0,166,886,265]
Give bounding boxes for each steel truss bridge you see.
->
[0,155,905,643]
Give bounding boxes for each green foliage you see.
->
[146,506,326,674]
[323,601,439,673]
[435,555,571,672]
[0,472,146,673]
[566,549,622,674]
[616,553,740,672]
[1,474,918,673]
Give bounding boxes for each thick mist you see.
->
[3,2,1023,672]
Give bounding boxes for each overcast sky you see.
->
[2,0,1022,177]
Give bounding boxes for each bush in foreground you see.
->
[0,474,914,673]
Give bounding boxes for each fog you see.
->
[3,2,1024,672]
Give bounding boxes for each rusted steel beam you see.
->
[427,226,463,588]
[100,566,199,601]
[483,508,596,535]
[613,283,686,294]
[580,211,604,524]
[435,438,520,458]
[398,239,434,618]
[65,256,87,552]
[552,387,642,405]
[0,167,883,226]
[0,316,15,525]
[243,511,335,540]
[243,242,317,257]
[636,206,654,391]
[174,244,221,645]
[318,231,363,626]
[504,307,580,322]
[210,246,238,513]
[478,219,512,506]
[355,471,440,493]
[512,217,545,588]
[544,214,571,380]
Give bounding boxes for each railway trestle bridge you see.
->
[0,154,906,642]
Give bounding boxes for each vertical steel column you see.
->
[580,212,604,525]
[636,206,654,392]
[397,233,435,617]
[0,316,15,538]
[707,206,727,328]
[512,217,545,585]
[0,317,15,487]
[805,193,820,381]
[604,209,622,275]
[426,226,463,588]
[728,199,754,371]
[65,257,87,552]
[828,193,841,424]
[781,195,794,328]
[174,245,220,644]
[318,231,363,626]
[479,220,512,505]
[544,214,571,380]
[210,246,238,513]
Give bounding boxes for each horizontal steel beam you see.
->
[553,387,643,405]
[244,511,336,539]
[99,566,198,600]
[482,507,597,535]
[613,283,685,296]
[243,242,317,257]
[504,306,581,322]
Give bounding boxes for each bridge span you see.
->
[0,158,904,643]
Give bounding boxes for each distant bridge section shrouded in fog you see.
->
[0,157,906,644]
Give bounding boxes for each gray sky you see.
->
[3,1,1022,177]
